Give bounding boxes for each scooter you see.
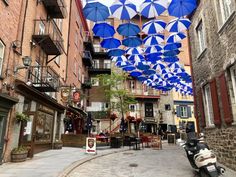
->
[182,134,225,177]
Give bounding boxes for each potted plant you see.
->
[11,146,28,162]
[15,112,30,124]
[53,139,63,149]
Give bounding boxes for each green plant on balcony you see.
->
[15,112,30,123]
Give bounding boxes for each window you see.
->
[78,67,81,81]
[39,21,45,35]
[180,106,188,117]
[55,55,60,66]
[101,102,109,110]
[203,84,214,126]
[219,0,234,23]
[165,104,171,110]
[196,20,206,54]
[130,104,136,112]
[129,80,136,90]
[54,19,63,32]
[91,77,99,86]
[93,60,99,69]
[0,40,5,76]
[230,65,236,103]
[104,60,111,69]
[145,103,153,117]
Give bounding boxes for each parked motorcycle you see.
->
[182,134,225,177]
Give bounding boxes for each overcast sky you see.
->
[83,0,144,8]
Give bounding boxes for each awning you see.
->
[0,93,18,110]
[68,105,88,117]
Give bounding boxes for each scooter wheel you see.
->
[200,170,211,177]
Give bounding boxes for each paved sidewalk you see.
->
[0,146,128,177]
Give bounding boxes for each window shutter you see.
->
[209,78,221,126]
[176,106,181,117]
[187,106,192,118]
[198,90,206,128]
[219,72,233,124]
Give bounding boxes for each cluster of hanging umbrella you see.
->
[83,0,197,95]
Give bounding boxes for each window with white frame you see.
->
[180,106,188,118]
[91,77,99,86]
[129,80,135,90]
[196,20,206,54]
[39,21,45,35]
[229,64,236,103]
[129,104,136,112]
[104,60,111,69]
[93,60,99,68]
[0,40,5,76]
[219,0,234,24]
[203,84,214,126]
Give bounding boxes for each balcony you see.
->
[93,45,108,58]
[82,51,93,67]
[28,66,60,92]
[42,0,67,18]
[89,62,111,74]
[130,89,160,99]
[32,19,64,55]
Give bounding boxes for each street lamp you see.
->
[14,56,32,73]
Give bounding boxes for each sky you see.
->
[83,0,144,8]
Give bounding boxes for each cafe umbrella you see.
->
[92,22,115,38]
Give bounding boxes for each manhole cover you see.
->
[129,163,138,167]
[123,152,134,155]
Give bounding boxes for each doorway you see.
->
[0,112,7,164]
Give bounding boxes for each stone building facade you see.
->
[189,0,236,170]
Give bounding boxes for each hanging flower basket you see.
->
[126,115,135,122]
[15,112,30,124]
[136,118,142,124]
[110,113,118,121]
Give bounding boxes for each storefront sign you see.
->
[61,88,70,102]
[73,91,80,102]
[86,137,96,154]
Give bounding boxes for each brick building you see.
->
[189,0,236,170]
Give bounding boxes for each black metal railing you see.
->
[28,66,60,92]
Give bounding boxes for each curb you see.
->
[58,148,130,177]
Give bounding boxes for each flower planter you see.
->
[11,151,28,162]
[53,142,63,149]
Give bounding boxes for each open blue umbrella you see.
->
[115,61,132,67]
[83,2,110,22]
[140,0,168,18]
[122,36,142,47]
[163,49,181,57]
[142,19,166,35]
[143,34,165,46]
[168,0,197,17]
[164,42,182,51]
[152,63,166,71]
[146,52,163,63]
[117,22,140,36]
[108,48,125,56]
[111,56,127,62]
[101,37,121,49]
[168,62,181,70]
[92,23,115,38]
[122,65,136,71]
[128,54,145,62]
[136,62,150,70]
[137,76,148,81]
[130,70,143,77]
[126,47,143,55]
[143,69,156,75]
[163,56,179,63]
[166,18,191,32]
[145,45,163,53]
[166,32,186,43]
[110,0,137,20]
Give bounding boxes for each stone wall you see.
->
[205,126,236,171]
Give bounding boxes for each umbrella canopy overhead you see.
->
[143,34,165,46]
[166,18,191,32]
[142,19,166,35]
[168,0,197,17]
[83,2,110,22]
[100,37,121,49]
[108,48,125,56]
[110,0,137,20]
[166,32,186,43]
[140,0,169,18]
[126,47,144,55]
[122,36,143,47]
[117,22,140,36]
[145,45,163,54]
[92,23,115,38]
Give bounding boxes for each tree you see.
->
[97,71,137,133]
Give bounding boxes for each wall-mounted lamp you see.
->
[14,56,32,73]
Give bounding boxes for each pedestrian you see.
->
[158,126,164,140]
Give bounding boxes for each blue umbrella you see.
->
[110,0,137,20]
[111,56,127,62]
[168,0,197,17]
[143,34,164,46]
[152,63,166,71]
[137,76,148,81]
[168,62,181,70]
[142,19,166,35]
[117,22,140,36]
[92,23,115,38]
[163,56,179,63]
[166,32,186,43]
[163,49,181,57]
[115,61,132,67]
[101,37,121,49]
[136,62,150,70]
[128,54,145,62]
[108,48,125,56]
[122,36,142,47]
[130,70,143,77]
[126,47,144,55]
[122,65,136,71]
[140,0,168,18]
[83,2,110,22]
[164,43,182,51]
[166,18,191,32]
[146,56,162,64]
[143,69,156,75]
[145,45,163,53]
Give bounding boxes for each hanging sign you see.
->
[86,137,96,154]
[73,91,80,102]
[61,88,70,102]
